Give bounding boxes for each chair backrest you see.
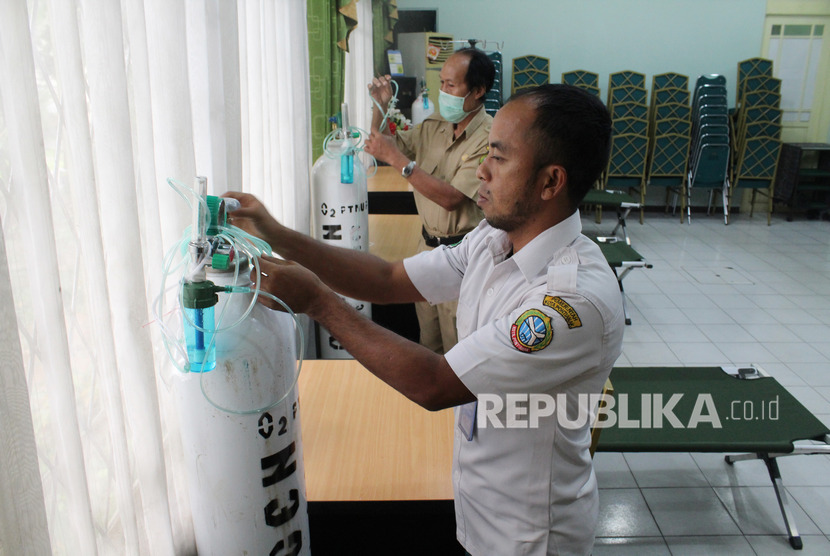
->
[742,89,781,109]
[652,87,690,106]
[655,102,690,121]
[648,133,691,178]
[737,57,773,104]
[699,114,729,128]
[690,141,730,189]
[652,72,689,92]
[695,102,728,121]
[611,102,648,120]
[695,74,726,90]
[608,86,647,107]
[605,133,649,189]
[613,117,648,136]
[734,135,781,182]
[512,55,550,94]
[609,70,646,90]
[562,69,599,89]
[737,57,773,85]
[743,120,781,140]
[740,104,782,125]
[654,117,691,137]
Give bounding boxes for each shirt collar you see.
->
[509,211,583,282]
[430,105,491,139]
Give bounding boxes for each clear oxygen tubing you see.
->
[321,124,378,179]
[200,285,306,416]
[154,178,305,414]
[370,77,400,134]
[318,77,403,175]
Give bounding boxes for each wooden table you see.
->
[299,359,454,502]
[367,165,421,261]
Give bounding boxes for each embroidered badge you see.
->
[478,145,490,164]
[510,309,553,352]
[543,295,582,329]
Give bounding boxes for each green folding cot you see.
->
[596,365,830,550]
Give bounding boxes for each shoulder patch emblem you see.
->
[543,295,582,329]
[510,309,553,353]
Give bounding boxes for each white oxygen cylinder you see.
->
[174,260,309,556]
[310,103,370,358]
[411,92,434,125]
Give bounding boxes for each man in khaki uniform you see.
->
[366,47,495,354]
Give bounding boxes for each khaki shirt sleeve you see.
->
[393,124,418,160]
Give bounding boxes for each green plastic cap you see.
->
[182,280,219,309]
[211,253,230,270]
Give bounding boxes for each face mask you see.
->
[439,90,471,123]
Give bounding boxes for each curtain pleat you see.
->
[0,0,316,552]
[0,212,52,556]
[344,0,375,134]
[0,1,98,553]
[50,0,142,552]
[77,0,176,553]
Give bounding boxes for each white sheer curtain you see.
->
[0,0,311,554]
[344,0,375,134]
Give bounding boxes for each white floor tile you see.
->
[713,342,780,365]
[594,452,638,489]
[787,486,830,535]
[592,536,670,555]
[741,323,803,343]
[713,486,821,535]
[746,534,830,555]
[699,324,756,343]
[641,487,741,535]
[654,324,709,343]
[638,307,692,325]
[786,323,830,343]
[666,342,729,365]
[623,343,682,366]
[765,342,829,364]
[596,488,661,537]
[788,363,830,386]
[679,307,735,324]
[663,534,754,555]
[624,453,709,488]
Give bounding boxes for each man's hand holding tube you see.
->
[253,255,330,320]
[221,191,331,318]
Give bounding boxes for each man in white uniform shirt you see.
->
[225,84,624,555]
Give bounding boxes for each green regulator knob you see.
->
[182,280,220,309]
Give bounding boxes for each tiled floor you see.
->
[581,210,830,555]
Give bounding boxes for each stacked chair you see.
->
[728,58,782,224]
[484,51,504,117]
[511,55,549,95]
[582,69,653,325]
[562,69,601,97]
[644,72,691,222]
[602,71,649,223]
[686,74,730,224]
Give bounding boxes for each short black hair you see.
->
[454,47,495,95]
[511,84,612,209]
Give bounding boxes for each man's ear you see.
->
[540,165,567,201]
[472,85,487,102]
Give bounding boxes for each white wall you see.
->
[397,0,767,105]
